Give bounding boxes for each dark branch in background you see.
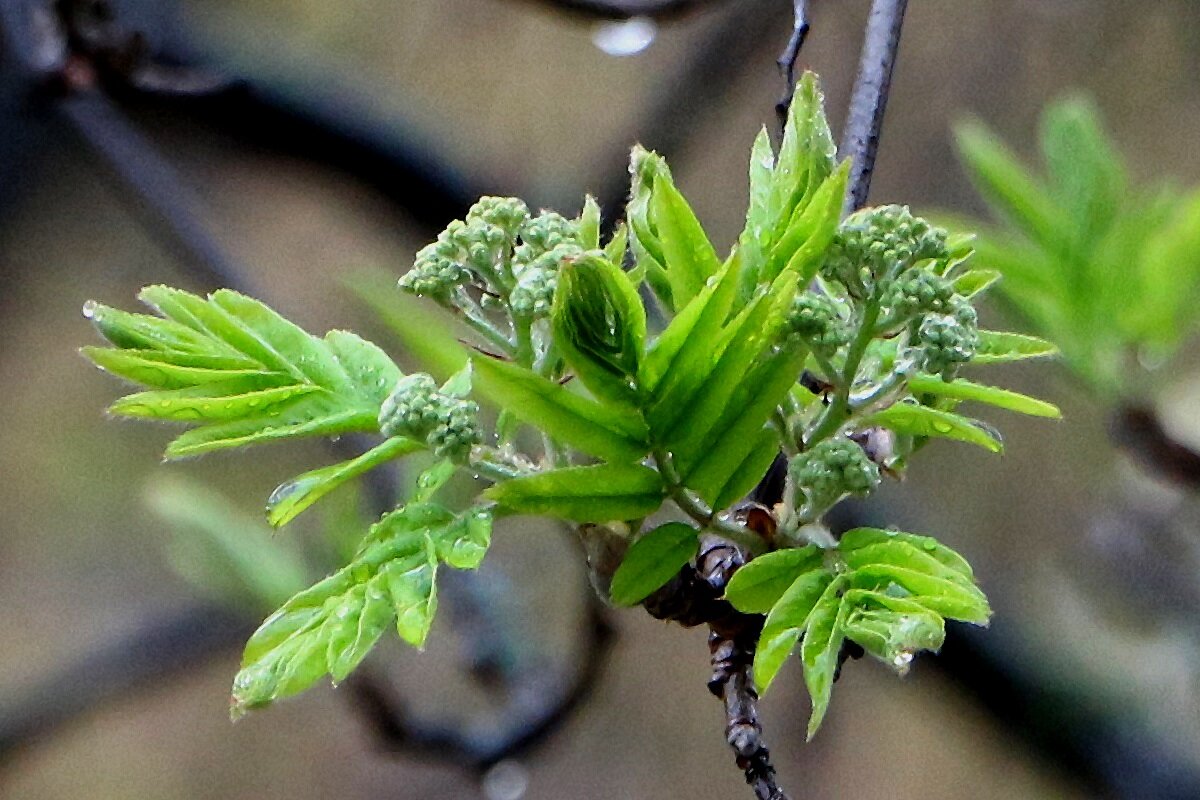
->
[346,593,616,772]
[1109,405,1200,490]
[57,90,256,293]
[774,0,810,134]
[517,0,720,21]
[839,0,908,216]
[0,605,253,759]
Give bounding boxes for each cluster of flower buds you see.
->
[917,297,980,380]
[378,373,482,462]
[399,197,586,325]
[783,293,852,354]
[789,436,881,518]
[822,205,949,298]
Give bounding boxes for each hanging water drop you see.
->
[592,16,657,57]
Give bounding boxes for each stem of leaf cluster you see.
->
[451,290,513,355]
[807,302,880,445]
[655,449,766,554]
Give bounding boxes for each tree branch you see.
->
[1109,405,1200,489]
[709,625,789,800]
[840,0,908,216]
[775,0,811,135]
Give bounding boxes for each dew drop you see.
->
[593,17,657,57]
[81,300,98,319]
[483,760,529,800]
[931,420,954,434]
[893,651,914,671]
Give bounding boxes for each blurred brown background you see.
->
[3,1,1200,798]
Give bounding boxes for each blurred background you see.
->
[2,0,1200,798]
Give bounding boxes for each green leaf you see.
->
[148,478,309,610]
[552,253,647,405]
[955,119,1071,255]
[683,345,807,506]
[484,463,664,523]
[767,72,837,248]
[640,255,740,400]
[605,222,630,269]
[437,507,493,570]
[762,159,850,285]
[848,563,991,624]
[383,537,439,648]
[346,272,471,380]
[1040,96,1125,247]
[753,569,836,695]
[609,522,699,606]
[232,500,494,716]
[667,273,796,467]
[711,426,784,512]
[267,437,424,528]
[972,330,1060,363]
[84,286,402,458]
[839,527,974,580]
[800,579,847,739]
[739,126,776,281]
[840,590,946,670]
[473,356,649,462]
[725,546,823,614]
[952,269,1002,297]
[906,374,1061,418]
[578,194,602,250]
[863,401,1003,453]
[647,160,722,308]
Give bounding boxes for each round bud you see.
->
[784,293,852,352]
[790,437,881,514]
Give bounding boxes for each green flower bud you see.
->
[879,269,954,320]
[466,196,529,242]
[428,399,483,461]
[509,242,583,320]
[783,293,852,352]
[378,373,441,439]
[916,297,978,380]
[790,437,881,515]
[513,212,580,271]
[379,373,482,462]
[822,205,949,296]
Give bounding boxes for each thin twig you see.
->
[839,0,908,216]
[775,0,811,135]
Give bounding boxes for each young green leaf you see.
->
[863,402,1003,454]
[683,345,807,506]
[346,272,471,380]
[753,569,837,695]
[800,579,847,739]
[646,157,722,308]
[473,356,649,462]
[762,160,850,286]
[552,253,647,405]
[578,194,602,250]
[724,546,823,614]
[83,287,402,458]
[609,522,699,606]
[267,437,424,528]
[972,330,1060,363]
[839,527,974,580]
[906,374,1061,418]
[848,564,991,624]
[952,269,1002,297]
[484,463,664,523]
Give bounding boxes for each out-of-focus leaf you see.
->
[609,522,699,606]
